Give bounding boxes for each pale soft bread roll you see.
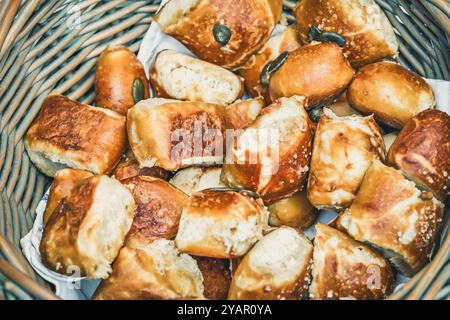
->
[127,98,227,171]
[40,175,135,279]
[387,109,450,201]
[295,0,398,67]
[121,176,188,247]
[25,94,127,177]
[93,239,204,300]
[175,190,269,258]
[383,132,399,153]
[347,61,435,128]
[337,160,444,276]
[169,167,225,196]
[221,96,313,205]
[228,227,313,300]
[268,189,316,228]
[307,109,385,210]
[43,168,94,225]
[150,50,244,105]
[155,0,283,69]
[310,224,394,300]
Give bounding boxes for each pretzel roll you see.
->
[228,227,313,300]
[175,190,269,259]
[307,109,385,210]
[194,257,231,300]
[25,94,127,177]
[127,98,227,171]
[239,27,302,97]
[268,43,354,108]
[310,224,394,300]
[40,175,135,279]
[155,0,283,69]
[93,240,204,300]
[347,61,436,128]
[43,168,94,225]
[169,167,225,196]
[121,177,188,247]
[295,0,398,67]
[95,45,150,115]
[149,50,244,105]
[337,160,444,276]
[221,96,313,205]
[225,98,264,129]
[387,109,450,201]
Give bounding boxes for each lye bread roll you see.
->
[307,109,385,210]
[43,168,94,225]
[95,45,150,115]
[121,176,188,247]
[225,98,264,129]
[387,109,450,201]
[155,0,283,69]
[25,94,127,177]
[175,190,269,259]
[268,43,355,108]
[40,175,135,279]
[228,227,313,300]
[348,61,435,128]
[93,240,204,300]
[221,96,313,205]
[337,160,444,276]
[295,0,398,67]
[149,50,244,105]
[310,224,394,300]
[194,257,231,300]
[169,167,225,196]
[112,150,172,182]
[239,27,302,97]
[268,189,316,228]
[127,99,227,171]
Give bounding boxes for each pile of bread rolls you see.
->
[24,0,448,300]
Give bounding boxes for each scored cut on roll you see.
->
[221,95,313,205]
[307,108,385,210]
[175,189,269,259]
[169,167,225,197]
[347,61,436,129]
[228,227,313,300]
[387,109,450,201]
[40,175,135,279]
[121,176,188,247]
[310,224,394,300]
[154,0,283,69]
[295,0,399,67]
[93,239,204,300]
[25,94,127,177]
[337,160,444,276]
[150,50,244,105]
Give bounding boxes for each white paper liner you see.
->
[20,9,450,299]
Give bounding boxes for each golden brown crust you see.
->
[194,257,231,300]
[310,224,394,300]
[112,150,172,181]
[121,176,188,247]
[294,0,398,67]
[347,61,435,128]
[175,190,269,259]
[221,96,313,205]
[95,45,150,115]
[387,109,450,201]
[307,110,385,210]
[155,0,282,69]
[337,160,444,276]
[225,98,264,129]
[43,168,94,225]
[238,27,302,97]
[268,43,354,108]
[25,94,127,176]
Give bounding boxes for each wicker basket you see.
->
[0,0,448,300]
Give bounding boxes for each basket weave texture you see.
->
[0,0,449,300]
